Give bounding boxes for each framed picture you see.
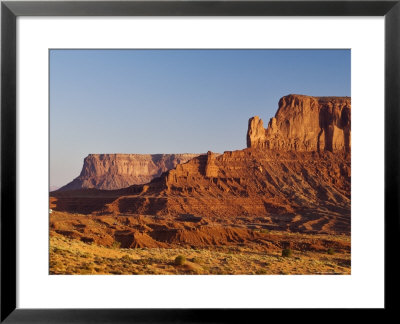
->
[1,0,398,321]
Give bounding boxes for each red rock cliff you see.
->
[247,94,351,152]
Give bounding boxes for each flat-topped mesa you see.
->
[247,94,351,152]
[58,153,201,191]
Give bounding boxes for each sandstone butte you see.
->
[50,94,351,249]
[247,94,351,152]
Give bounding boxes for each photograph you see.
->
[49,49,351,275]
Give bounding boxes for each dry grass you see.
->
[50,234,350,275]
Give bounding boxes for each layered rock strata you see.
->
[51,149,351,234]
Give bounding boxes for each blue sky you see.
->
[50,49,350,187]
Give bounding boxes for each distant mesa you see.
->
[57,153,202,191]
[247,94,351,153]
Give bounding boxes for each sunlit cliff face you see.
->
[247,94,351,153]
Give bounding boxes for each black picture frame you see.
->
[1,0,399,322]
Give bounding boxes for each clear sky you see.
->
[50,49,350,187]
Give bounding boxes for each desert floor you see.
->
[49,212,350,275]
